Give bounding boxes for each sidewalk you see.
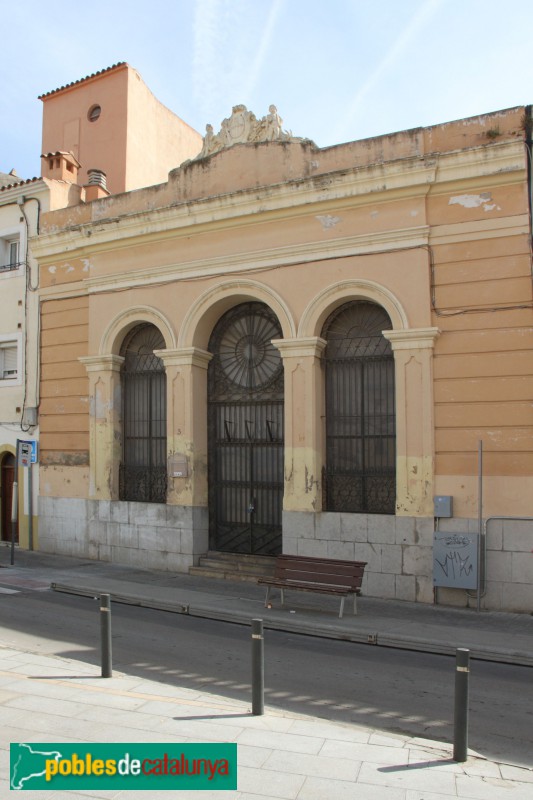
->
[2,547,533,667]
[1,642,532,799]
[1,546,533,798]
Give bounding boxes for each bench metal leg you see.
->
[339,596,345,619]
[353,593,357,615]
[280,587,284,607]
[264,586,271,608]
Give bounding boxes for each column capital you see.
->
[272,337,327,360]
[382,327,440,351]
[154,347,213,370]
[79,354,124,373]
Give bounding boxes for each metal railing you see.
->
[0,260,22,273]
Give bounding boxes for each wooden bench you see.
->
[258,554,367,618]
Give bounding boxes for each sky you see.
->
[1,0,532,180]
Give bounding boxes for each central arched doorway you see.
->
[208,302,284,555]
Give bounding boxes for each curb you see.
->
[50,582,533,668]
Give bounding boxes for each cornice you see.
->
[81,225,430,295]
[272,337,327,359]
[428,140,526,195]
[29,139,525,265]
[429,214,529,246]
[79,354,124,372]
[30,159,438,262]
[383,327,440,350]
[39,282,88,302]
[154,347,212,370]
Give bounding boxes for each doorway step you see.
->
[189,551,276,583]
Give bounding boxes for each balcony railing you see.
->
[0,260,22,273]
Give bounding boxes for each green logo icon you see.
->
[10,743,237,790]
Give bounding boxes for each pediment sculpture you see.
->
[196,104,302,159]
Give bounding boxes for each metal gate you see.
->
[208,303,284,555]
[323,301,396,514]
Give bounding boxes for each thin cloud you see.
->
[334,0,445,142]
[192,0,282,127]
[241,0,284,102]
[192,0,223,115]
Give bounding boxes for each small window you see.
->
[9,240,19,266]
[0,237,20,272]
[0,344,17,380]
[88,104,101,122]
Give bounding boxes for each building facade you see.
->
[0,174,52,549]
[31,104,533,612]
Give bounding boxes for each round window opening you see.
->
[88,104,101,122]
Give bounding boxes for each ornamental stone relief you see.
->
[196,104,302,159]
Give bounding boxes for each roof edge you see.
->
[38,62,128,100]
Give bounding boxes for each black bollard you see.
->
[251,618,264,716]
[100,593,112,678]
[453,648,470,762]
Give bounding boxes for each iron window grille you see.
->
[0,343,18,380]
[322,301,396,514]
[0,239,22,272]
[119,324,167,503]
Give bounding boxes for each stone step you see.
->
[197,558,273,576]
[204,551,276,566]
[189,566,266,583]
[190,551,277,583]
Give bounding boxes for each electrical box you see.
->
[23,407,38,427]
[433,531,478,589]
[434,495,453,518]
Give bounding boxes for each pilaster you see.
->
[79,355,124,500]
[272,337,326,512]
[155,347,212,507]
[382,328,440,516]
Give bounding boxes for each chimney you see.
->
[41,151,81,183]
[84,169,110,201]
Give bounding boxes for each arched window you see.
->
[119,324,167,503]
[322,301,395,514]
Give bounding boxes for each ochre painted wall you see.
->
[39,296,89,466]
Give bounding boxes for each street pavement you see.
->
[1,545,533,798]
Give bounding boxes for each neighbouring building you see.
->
[1,63,202,554]
[31,100,533,612]
[0,171,73,550]
[39,62,202,194]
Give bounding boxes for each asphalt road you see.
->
[1,586,532,768]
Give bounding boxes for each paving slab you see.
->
[1,646,532,799]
